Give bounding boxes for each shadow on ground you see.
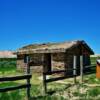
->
[31,84,74,100]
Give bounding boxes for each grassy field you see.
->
[0,57,100,100]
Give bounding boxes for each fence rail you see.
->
[43,65,96,93]
[0,74,31,82]
[0,84,31,92]
[0,56,31,100]
[43,68,76,75]
[0,74,32,100]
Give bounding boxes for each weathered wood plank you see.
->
[25,55,31,100]
[0,84,31,92]
[43,69,76,75]
[80,55,83,83]
[73,56,77,84]
[0,74,32,82]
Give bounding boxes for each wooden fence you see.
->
[0,55,32,100]
[0,74,32,100]
[43,69,77,93]
[43,56,96,93]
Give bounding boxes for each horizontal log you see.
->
[0,74,32,82]
[0,84,31,92]
[84,69,96,73]
[84,65,96,69]
[43,69,76,75]
[43,70,66,75]
[17,48,66,54]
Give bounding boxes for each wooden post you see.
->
[26,56,30,100]
[64,53,67,76]
[43,53,51,94]
[43,73,47,94]
[43,53,51,73]
[80,55,83,83]
[73,56,77,84]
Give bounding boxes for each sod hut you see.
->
[16,40,94,74]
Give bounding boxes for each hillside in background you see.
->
[0,51,16,58]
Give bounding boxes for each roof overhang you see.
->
[16,40,94,55]
[16,48,66,55]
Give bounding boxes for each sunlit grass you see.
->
[0,57,100,100]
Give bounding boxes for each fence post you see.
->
[80,55,83,83]
[26,56,31,100]
[43,73,47,94]
[73,56,77,84]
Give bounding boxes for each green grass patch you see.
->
[0,57,100,99]
[87,87,100,97]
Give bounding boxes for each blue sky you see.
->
[0,0,100,54]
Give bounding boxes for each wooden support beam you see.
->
[64,52,67,76]
[80,55,83,83]
[25,55,31,100]
[43,73,47,93]
[43,53,51,73]
[43,53,52,94]
[73,56,77,84]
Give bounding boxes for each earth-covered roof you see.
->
[16,40,94,54]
